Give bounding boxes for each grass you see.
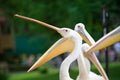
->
[9,72,41,80]
[9,69,60,80]
[8,62,120,80]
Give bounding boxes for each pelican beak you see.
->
[14,14,68,37]
[86,26,120,53]
[27,38,74,72]
[14,14,60,32]
[77,28,95,45]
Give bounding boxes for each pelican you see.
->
[14,14,89,80]
[14,14,120,80]
[75,23,108,80]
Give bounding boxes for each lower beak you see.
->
[27,38,74,72]
[86,53,108,80]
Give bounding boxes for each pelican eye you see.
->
[78,25,81,28]
[78,25,83,30]
[65,29,68,32]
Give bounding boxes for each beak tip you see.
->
[14,14,18,17]
[27,68,33,72]
[27,69,32,72]
[27,71,30,73]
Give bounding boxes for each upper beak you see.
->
[27,38,74,72]
[86,26,120,53]
[77,28,108,80]
[14,14,60,32]
[77,29,95,45]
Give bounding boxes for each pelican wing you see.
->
[28,38,74,72]
[86,26,120,53]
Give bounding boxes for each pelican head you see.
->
[58,28,80,39]
[75,23,85,30]
[58,28,72,38]
[75,23,95,45]
[74,23,85,36]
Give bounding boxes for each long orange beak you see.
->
[86,26,120,53]
[14,14,60,31]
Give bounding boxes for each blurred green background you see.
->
[0,0,120,80]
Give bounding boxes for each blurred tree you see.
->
[0,0,119,50]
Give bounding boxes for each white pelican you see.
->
[75,23,108,80]
[76,25,120,80]
[14,14,120,80]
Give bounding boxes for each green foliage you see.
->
[1,0,119,38]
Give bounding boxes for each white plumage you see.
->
[76,43,104,80]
